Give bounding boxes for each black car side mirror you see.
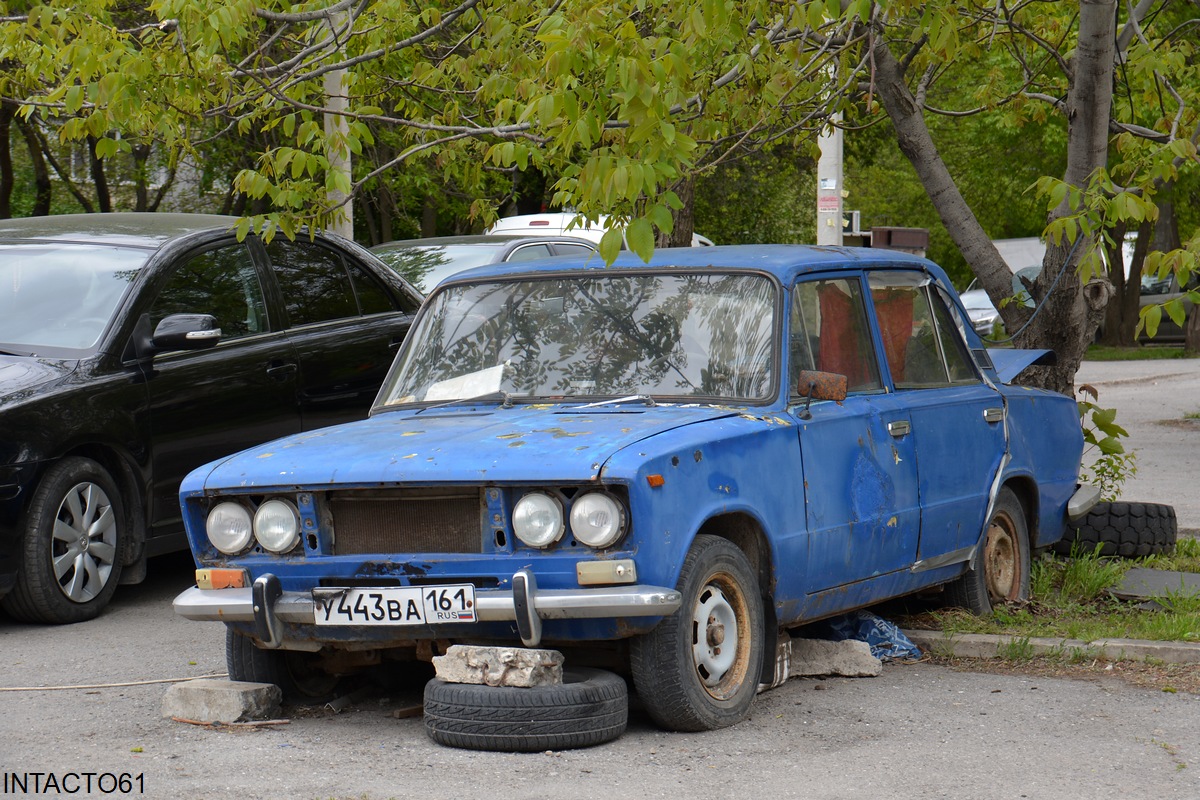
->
[153,314,221,352]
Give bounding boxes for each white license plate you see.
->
[313,585,476,626]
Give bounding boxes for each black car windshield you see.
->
[379,271,777,406]
[0,243,148,352]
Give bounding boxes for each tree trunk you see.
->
[658,177,695,248]
[132,143,150,212]
[88,135,112,213]
[869,33,1022,328]
[0,101,14,219]
[17,115,52,216]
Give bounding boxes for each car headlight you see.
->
[253,498,301,553]
[207,502,253,555]
[512,492,564,548]
[570,492,627,548]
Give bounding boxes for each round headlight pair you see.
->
[206,499,300,554]
[511,491,626,549]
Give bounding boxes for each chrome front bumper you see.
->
[173,569,682,649]
[1068,483,1101,520]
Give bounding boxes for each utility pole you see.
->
[816,115,843,246]
[324,66,353,240]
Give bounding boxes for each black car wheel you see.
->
[1052,501,1177,558]
[423,667,628,752]
[945,487,1030,615]
[629,534,765,731]
[2,457,124,624]
[225,627,340,701]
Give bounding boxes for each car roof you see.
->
[371,234,596,250]
[442,244,943,287]
[0,212,243,249]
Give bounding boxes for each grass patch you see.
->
[896,541,1200,644]
[1084,344,1200,361]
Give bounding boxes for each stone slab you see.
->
[906,629,1200,665]
[789,638,882,678]
[432,644,564,687]
[1111,568,1200,601]
[161,678,281,724]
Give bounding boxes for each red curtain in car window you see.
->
[816,283,872,388]
[871,288,915,383]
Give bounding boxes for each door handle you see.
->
[266,362,298,381]
[984,408,1004,423]
[887,420,911,438]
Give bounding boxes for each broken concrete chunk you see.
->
[161,678,282,723]
[790,638,882,678]
[432,644,565,687]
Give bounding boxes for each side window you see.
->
[790,278,882,394]
[267,239,359,326]
[151,243,267,341]
[868,271,978,388]
[346,262,396,315]
[554,244,595,258]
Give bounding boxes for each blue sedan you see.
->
[174,245,1096,730]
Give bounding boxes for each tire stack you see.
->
[1052,501,1177,558]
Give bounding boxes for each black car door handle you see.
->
[266,362,298,380]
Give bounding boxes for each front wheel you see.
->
[226,627,340,701]
[629,535,765,731]
[945,487,1030,615]
[1,457,125,624]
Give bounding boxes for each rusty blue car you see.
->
[174,245,1096,731]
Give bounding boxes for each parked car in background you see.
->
[1139,267,1199,342]
[487,211,715,247]
[174,244,1095,731]
[958,238,1045,336]
[0,213,422,624]
[371,234,596,293]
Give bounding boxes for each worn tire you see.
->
[629,535,765,732]
[1,457,125,624]
[945,487,1030,616]
[225,627,340,701]
[423,667,628,752]
[1051,501,1177,558]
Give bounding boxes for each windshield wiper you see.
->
[416,390,515,414]
[571,394,658,409]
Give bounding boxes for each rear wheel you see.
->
[945,487,1030,616]
[629,535,765,731]
[1,457,124,624]
[225,627,339,701]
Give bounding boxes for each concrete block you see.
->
[790,638,882,678]
[162,679,281,723]
[432,644,564,687]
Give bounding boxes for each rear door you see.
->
[264,238,420,430]
[866,270,1006,560]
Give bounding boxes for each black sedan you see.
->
[371,235,596,292]
[0,213,422,624]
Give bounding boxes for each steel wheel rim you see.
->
[689,575,751,699]
[984,511,1019,602]
[50,481,117,603]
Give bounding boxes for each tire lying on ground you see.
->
[1052,501,1177,558]
[423,667,628,752]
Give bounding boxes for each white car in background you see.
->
[487,212,715,247]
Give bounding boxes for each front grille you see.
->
[328,488,483,555]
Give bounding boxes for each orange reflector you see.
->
[196,568,246,590]
[646,474,665,488]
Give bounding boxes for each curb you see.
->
[904,629,1200,665]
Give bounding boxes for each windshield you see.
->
[380,271,778,406]
[0,243,147,353]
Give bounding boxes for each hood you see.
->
[0,356,76,405]
[989,348,1056,384]
[193,403,742,489]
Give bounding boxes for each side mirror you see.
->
[795,369,847,419]
[151,313,221,352]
